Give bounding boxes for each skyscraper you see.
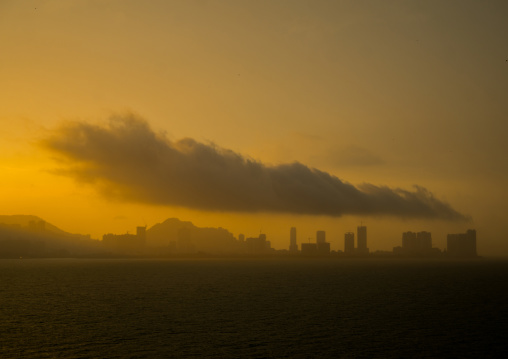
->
[466,229,477,256]
[357,225,368,254]
[289,227,298,252]
[246,234,268,254]
[315,230,330,255]
[344,232,354,254]
[447,229,477,257]
[402,231,432,255]
[316,230,326,244]
[417,231,432,251]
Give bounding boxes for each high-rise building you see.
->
[344,232,354,254]
[447,229,477,257]
[289,227,298,252]
[316,242,331,255]
[246,234,269,254]
[301,242,317,255]
[102,226,147,255]
[417,231,432,250]
[313,230,330,255]
[357,225,368,254]
[316,230,326,244]
[466,229,477,256]
[402,231,417,250]
[238,234,245,242]
[402,231,432,255]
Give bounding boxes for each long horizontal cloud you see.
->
[40,115,468,220]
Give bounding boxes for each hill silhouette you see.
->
[0,215,68,235]
[147,218,242,254]
[0,215,97,258]
[0,215,245,256]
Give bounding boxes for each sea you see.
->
[1,258,507,358]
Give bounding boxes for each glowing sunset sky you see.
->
[1,1,507,255]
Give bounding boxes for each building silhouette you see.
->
[344,232,355,254]
[102,226,146,255]
[316,230,326,244]
[401,231,432,255]
[299,231,330,255]
[316,230,330,254]
[289,227,298,252]
[301,242,317,255]
[447,229,477,257]
[316,241,330,255]
[357,225,368,254]
[246,234,271,255]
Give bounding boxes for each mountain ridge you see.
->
[0,215,68,235]
[147,217,240,253]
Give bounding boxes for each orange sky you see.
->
[1,1,508,255]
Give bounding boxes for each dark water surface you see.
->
[1,258,507,358]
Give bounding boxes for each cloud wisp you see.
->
[41,115,468,220]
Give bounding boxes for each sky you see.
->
[1,0,508,255]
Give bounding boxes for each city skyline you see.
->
[0,214,477,257]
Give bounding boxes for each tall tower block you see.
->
[316,230,326,244]
[289,227,298,252]
[357,225,368,254]
[344,232,355,254]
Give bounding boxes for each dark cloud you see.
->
[40,115,468,220]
